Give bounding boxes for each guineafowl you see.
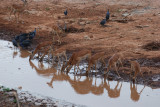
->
[64,9,68,16]
[19,33,29,42]
[19,40,31,49]
[15,35,20,41]
[12,39,18,47]
[29,28,36,40]
[106,9,110,21]
[100,19,106,26]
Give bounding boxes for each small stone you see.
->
[84,35,91,40]
[86,21,90,24]
[95,3,101,6]
[122,13,130,17]
[79,22,86,25]
[18,86,22,90]
[119,9,128,12]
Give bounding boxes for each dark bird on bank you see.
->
[15,33,28,42]
[100,19,106,26]
[106,9,110,21]
[12,39,18,47]
[18,33,29,42]
[29,28,36,40]
[64,9,68,16]
[15,35,20,41]
[19,40,31,49]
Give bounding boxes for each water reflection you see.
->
[130,82,145,102]
[104,79,122,98]
[13,51,18,59]
[12,48,30,59]
[28,56,146,101]
[19,49,31,58]
[47,72,70,88]
[29,60,56,76]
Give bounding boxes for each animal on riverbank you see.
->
[61,50,91,74]
[86,52,106,76]
[105,53,124,77]
[130,61,143,80]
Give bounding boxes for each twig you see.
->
[12,91,20,107]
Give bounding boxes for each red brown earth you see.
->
[0,1,160,105]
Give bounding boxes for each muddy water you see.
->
[0,40,160,107]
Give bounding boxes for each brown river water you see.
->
[0,40,160,107]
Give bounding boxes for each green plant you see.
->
[13,99,17,103]
[45,7,50,11]
[3,88,11,92]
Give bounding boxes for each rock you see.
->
[95,3,101,6]
[79,22,86,25]
[86,21,90,24]
[84,35,91,40]
[18,86,22,90]
[122,13,130,17]
[119,9,128,12]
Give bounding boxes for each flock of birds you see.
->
[12,28,36,49]
[100,9,110,26]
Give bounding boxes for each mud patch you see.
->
[143,41,160,51]
[65,26,85,33]
[137,57,160,68]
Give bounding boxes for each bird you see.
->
[19,40,31,49]
[18,33,29,42]
[100,19,106,26]
[106,9,110,21]
[15,35,20,41]
[12,39,18,47]
[29,28,36,40]
[64,9,68,16]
